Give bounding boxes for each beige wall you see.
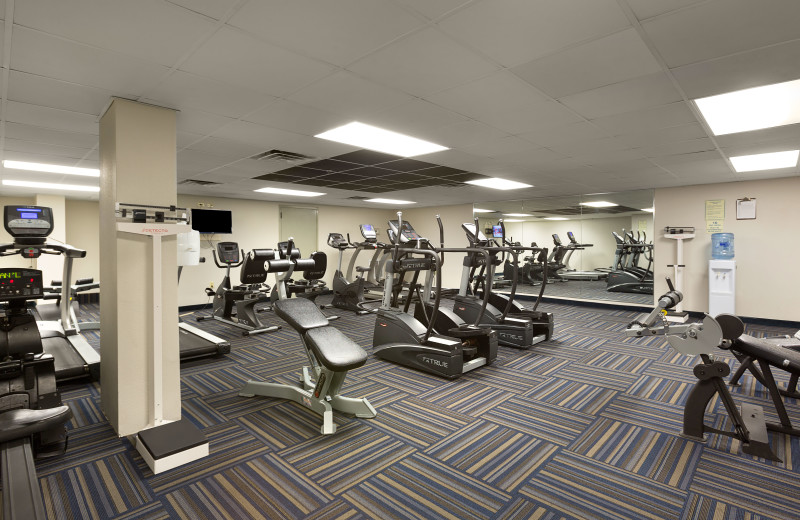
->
[65,200,100,287]
[654,176,800,321]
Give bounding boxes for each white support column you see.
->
[99,99,180,436]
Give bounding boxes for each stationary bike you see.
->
[197,241,279,336]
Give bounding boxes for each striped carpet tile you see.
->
[502,353,571,375]
[181,395,231,428]
[627,375,696,405]
[181,365,266,396]
[552,362,641,391]
[597,338,666,359]
[569,417,702,488]
[690,450,800,519]
[601,393,688,434]
[365,397,473,449]
[577,350,652,373]
[528,379,618,414]
[461,364,550,393]
[42,452,153,520]
[37,422,128,473]
[343,453,512,520]
[418,381,514,415]
[366,365,452,394]
[644,360,702,383]
[494,497,573,520]
[424,419,560,492]
[482,398,595,446]
[680,492,776,520]
[521,451,687,520]
[280,423,416,494]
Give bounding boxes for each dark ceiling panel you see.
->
[302,158,362,173]
[254,166,328,180]
[333,149,401,166]
[344,166,398,177]
[413,165,466,177]
[377,157,437,172]
[439,172,489,182]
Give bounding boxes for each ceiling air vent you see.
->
[179,179,220,186]
[250,149,315,162]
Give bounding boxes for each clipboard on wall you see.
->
[736,198,756,220]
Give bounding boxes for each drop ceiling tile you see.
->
[164,0,240,20]
[519,121,611,148]
[345,166,400,177]
[4,138,93,160]
[4,122,98,149]
[176,109,235,136]
[461,135,540,158]
[364,100,469,141]
[638,138,716,158]
[143,71,274,119]
[14,0,217,67]
[177,131,204,149]
[243,99,347,137]
[649,150,721,166]
[184,136,263,159]
[288,71,414,119]
[616,123,708,148]
[438,0,630,67]
[513,28,662,98]
[301,159,363,173]
[347,27,500,97]
[408,165,464,177]
[333,150,400,166]
[491,147,568,167]
[713,124,800,149]
[425,120,511,150]
[7,71,112,115]
[549,136,634,157]
[590,101,697,134]
[570,148,647,165]
[229,0,423,66]
[559,72,683,119]
[642,0,800,68]
[392,0,471,20]
[626,0,706,20]
[721,136,800,157]
[177,149,235,174]
[671,39,800,99]
[4,101,99,135]
[180,26,336,97]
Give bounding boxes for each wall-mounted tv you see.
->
[191,209,232,234]
[492,225,503,239]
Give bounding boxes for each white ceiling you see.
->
[0,0,799,207]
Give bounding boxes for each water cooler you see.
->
[709,233,735,316]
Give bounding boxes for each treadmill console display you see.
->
[461,223,487,242]
[360,224,377,241]
[492,225,503,239]
[388,220,421,243]
[216,242,240,264]
[3,206,54,238]
[0,268,44,301]
[567,231,576,243]
[552,234,563,246]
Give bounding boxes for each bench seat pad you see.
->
[273,298,329,332]
[734,334,800,375]
[305,326,367,371]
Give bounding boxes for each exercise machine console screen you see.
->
[492,225,503,239]
[3,206,54,238]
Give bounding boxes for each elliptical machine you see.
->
[0,265,73,519]
[373,213,497,379]
[197,241,279,336]
[322,232,377,315]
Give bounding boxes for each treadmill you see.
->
[0,205,101,382]
[556,232,607,281]
[177,230,230,360]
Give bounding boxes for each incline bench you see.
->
[239,297,376,434]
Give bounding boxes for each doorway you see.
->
[279,206,318,256]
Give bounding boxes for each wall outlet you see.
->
[198,202,205,207]
[209,282,214,288]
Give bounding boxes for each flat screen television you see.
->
[191,209,232,234]
[492,225,503,239]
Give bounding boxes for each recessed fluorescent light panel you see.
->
[472,208,495,213]
[544,217,568,221]
[695,78,800,135]
[2,180,100,192]
[315,122,448,157]
[502,219,524,223]
[465,178,533,190]
[254,187,325,197]
[729,150,799,172]
[641,207,654,213]
[364,198,416,205]
[504,213,533,217]
[2,160,100,177]
[580,201,618,208]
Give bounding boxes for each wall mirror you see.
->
[475,189,654,306]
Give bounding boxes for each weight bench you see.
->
[239,297,376,434]
[684,315,800,462]
[728,332,800,398]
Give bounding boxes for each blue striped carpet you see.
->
[30,297,800,519]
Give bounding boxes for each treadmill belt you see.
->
[42,337,88,381]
